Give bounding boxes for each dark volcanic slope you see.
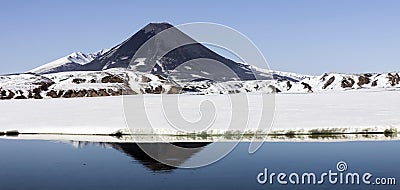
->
[80,22,258,81]
[82,23,174,71]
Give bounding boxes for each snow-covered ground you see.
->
[0,90,399,137]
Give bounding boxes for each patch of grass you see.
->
[384,129,397,137]
[110,131,123,138]
[285,131,296,138]
[5,130,19,136]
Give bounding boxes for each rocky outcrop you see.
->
[0,88,43,100]
[0,90,15,100]
[320,73,329,82]
[62,90,76,98]
[33,92,43,99]
[387,73,400,86]
[50,88,126,98]
[167,86,182,94]
[301,82,313,93]
[371,80,378,87]
[1,78,130,100]
[341,77,355,88]
[108,89,124,96]
[101,75,124,83]
[286,81,292,90]
[14,95,27,99]
[97,89,109,96]
[33,80,55,91]
[75,90,87,97]
[27,90,33,99]
[14,90,27,99]
[141,75,152,83]
[357,74,371,86]
[268,85,281,93]
[3,69,400,100]
[145,85,163,94]
[32,88,43,99]
[87,89,99,97]
[72,78,86,84]
[46,90,56,98]
[46,90,64,98]
[323,76,335,89]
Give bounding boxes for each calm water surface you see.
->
[0,139,398,190]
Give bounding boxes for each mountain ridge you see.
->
[1,22,399,100]
[29,23,265,82]
[29,49,110,74]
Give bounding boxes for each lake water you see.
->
[0,139,398,190]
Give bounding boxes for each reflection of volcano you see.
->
[110,142,210,172]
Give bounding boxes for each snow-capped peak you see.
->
[29,49,109,74]
[94,49,110,56]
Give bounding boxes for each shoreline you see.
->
[1,132,398,143]
[1,90,400,139]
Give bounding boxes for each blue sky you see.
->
[0,0,399,75]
